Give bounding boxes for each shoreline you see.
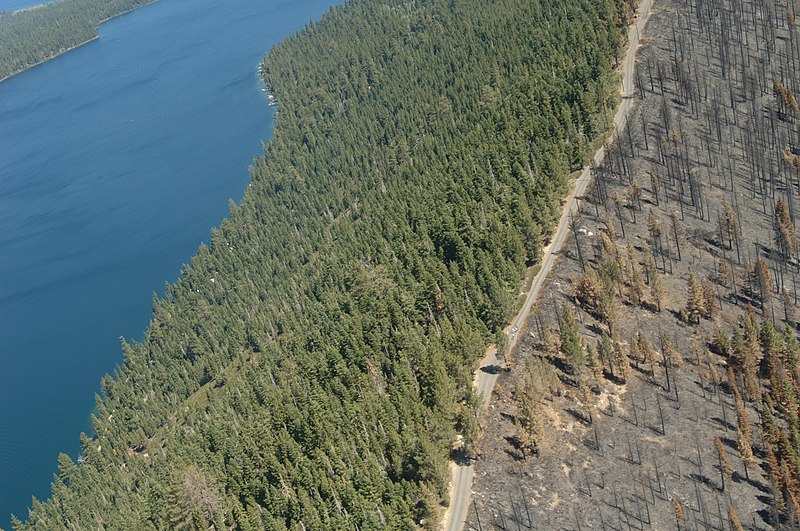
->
[0,36,99,85]
[10,1,50,14]
[9,3,47,14]
[0,0,158,85]
[440,0,656,528]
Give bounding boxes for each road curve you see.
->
[441,0,654,528]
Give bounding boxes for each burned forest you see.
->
[466,0,800,529]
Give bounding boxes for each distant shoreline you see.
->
[11,2,49,14]
[0,36,99,84]
[0,0,158,85]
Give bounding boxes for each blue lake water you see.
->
[0,0,337,524]
[0,0,44,11]
[0,0,50,12]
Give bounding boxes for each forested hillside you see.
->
[12,0,629,528]
[0,0,154,81]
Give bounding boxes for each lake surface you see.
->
[0,0,337,524]
[0,0,51,12]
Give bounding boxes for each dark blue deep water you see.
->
[0,0,337,524]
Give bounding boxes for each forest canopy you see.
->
[13,0,629,528]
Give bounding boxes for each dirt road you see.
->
[441,0,654,528]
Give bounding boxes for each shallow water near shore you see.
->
[0,0,337,523]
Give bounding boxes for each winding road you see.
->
[442,0,654,528]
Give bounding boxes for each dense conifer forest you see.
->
[11,0,630,528]
[0,0,154,81]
